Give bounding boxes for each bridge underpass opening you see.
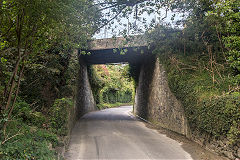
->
[67,40,193,159]
[76,37,154,117]
[76,37,189,137]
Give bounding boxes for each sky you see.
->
[93,5,184,39]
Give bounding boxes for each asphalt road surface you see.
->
[65,106,193,160]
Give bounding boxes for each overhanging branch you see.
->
[93,6,127,33]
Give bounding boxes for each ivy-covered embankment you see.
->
[158,53,239,158]
[144,0,240,158]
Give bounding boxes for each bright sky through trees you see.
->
[94,6,184,39]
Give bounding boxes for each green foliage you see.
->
[0,100,59,160]
[0,124,58,160]
[0,0,100,124]
[12,100,46,128]
[198,95,239,140]
[159,53,240,144]
[146,25,183,55]
[207,0,240,73]
[88,66,105,104]
[19,51,80,109]
[117,90,133,103]
[227,120,240,144]
[49,98,73,136]
[101,89,132,104]
[89,64,134,107]
[102,89,117,103]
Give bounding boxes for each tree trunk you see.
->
[4,56,22,110]
[4,11,24,110]
[3,60,25,136]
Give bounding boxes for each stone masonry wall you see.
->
[134,57,190,136]
[76,58,96,118]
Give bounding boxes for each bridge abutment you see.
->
[76,58,97,118]
[134,57,190,136]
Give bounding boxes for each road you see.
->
[65,106,194,160]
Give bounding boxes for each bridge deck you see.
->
[80,36,152,65]
[88,36,148,50]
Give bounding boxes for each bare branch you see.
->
[89,1,118,8]
[93,6,127,33]
[97,4,119,12]
[1,133,23,145]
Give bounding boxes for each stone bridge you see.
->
[76,37,189,137]
[80,37,151,64]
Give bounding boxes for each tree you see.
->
[92,0,197,35]
[0,0,101,135]
[208,0,240,74]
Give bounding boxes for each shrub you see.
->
[0,121,58,160]
[49,98,73,136]
[12,100,46,128]
[117,91,132,103]
[159,53,240,144]
[198,95,240,142]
